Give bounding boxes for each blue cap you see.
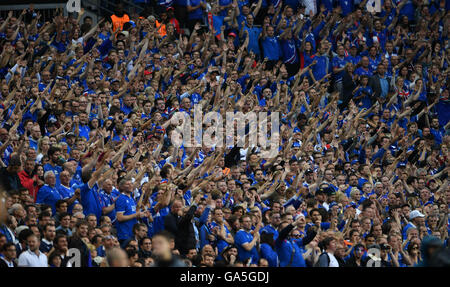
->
[351,160,359,165]
[292,142,301,148]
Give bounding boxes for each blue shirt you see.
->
[380,76,389,99]
[244,26,263,56]
[312,54,329,81]
[280,38,299,64]
[187,0,204,20]
[115,193,138,240]
[235,229,259,264]
[58,185,79,214]
[260,243,278,267]
[77,182,103,221]
[332,56,348,81]
[262,36,281,61]
[43,163,62,187]
[275,238,306,267]
[99,190,118,223]
[36,185,63,215]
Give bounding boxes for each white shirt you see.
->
[18,249,48,267]
[327,252,339,267]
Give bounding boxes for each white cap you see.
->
[409,210,425,220]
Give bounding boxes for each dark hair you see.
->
[321,236,336,250]
[18,228,34,243]
[43,224,55,232]
[53,233,67,246]
[1,242,15,252]
[76,219,89,229]
[38,211,52,221]
[133,223,146,234]
[56,200,67,209]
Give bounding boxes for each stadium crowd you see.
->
[0,0,449,267]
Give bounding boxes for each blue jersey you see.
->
[262,36,281,61]
[99,190,118,224]
[187,0,204,20]
[115,193,138,240]
[36,184,63,215]
[43,163,62,187]
[275,238,306,267]
[209,221,231,257]
[260,243,278,267]
[332,56,348,81]
[312,54,329,81]
[58,185,79,214]
[77,182,103,221]
[235,229,259,264]
[280,38,299,64]
[244,26,263,56]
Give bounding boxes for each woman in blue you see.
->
[300,41,315,70]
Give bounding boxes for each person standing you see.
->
[235,214,260,264]
[116,179,149,245]
[316,236,340,267]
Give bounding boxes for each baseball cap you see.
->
[228,32,237,38]
[305,169,313,175]
[409,210,425,220]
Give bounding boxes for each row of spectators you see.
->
[0,0,449,267]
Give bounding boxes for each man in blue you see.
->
[186,0,206,32]
[368,63,389,103]
[260,211,281,240]
[332,44,349,97]
[240,14,262,57]
[312,42,330,82]
[75,112,91,141]
[99,178,119,224]
[275,215,307,267]
[28,125,41,150]
[402,210,426,240]
[209,208,234,259]
[280,27,300,77]
[260,25,281,69]
[44,146,63,187]
[235,214,260,264]
[115,179,150,245]
[58,170,80,214]
[36,171,63,215]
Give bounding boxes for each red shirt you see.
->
[18,170,39,201]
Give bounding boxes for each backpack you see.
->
[314,252,330,267]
